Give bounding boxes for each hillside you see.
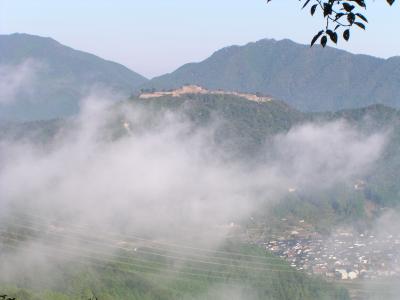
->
[2,90,399,193]
[142,38,400,112]
[0,228,349,300]
[129,86,304,156]
[1,91,399,298]
[3,90,398,214]
[0,33,148,121]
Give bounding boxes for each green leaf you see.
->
[343,29,350,41]
[321,35,328,48]
[326,30,338,44]
[311,30,324,47]
[356,13,368,23]
[354,22,366,30]
[310,4,317,16]
[343,3,355,12]
[323,3,333,16]
[347,13,355,25]
[302,0,311,9]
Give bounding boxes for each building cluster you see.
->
[139,85,273,103]
[264,227,400,280]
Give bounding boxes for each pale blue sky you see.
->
[0,0,398,78]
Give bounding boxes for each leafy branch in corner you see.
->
[267,0,396,47]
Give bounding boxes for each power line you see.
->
[2,213,392,294]
[0,235,350,296]
[8,212,286,262]
[0,235,246,282]
[0,230,389,293]
[2,216,396,289]
[0,214,288,266]
[0,228,301,275]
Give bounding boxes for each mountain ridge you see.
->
[0,33,148,121]
[142,38,400,112]
[3,33,400,120]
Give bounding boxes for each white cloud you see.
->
[0,94,389,290]
[0,97,388,233]
[0,59,44,104]
[270,121,386,191]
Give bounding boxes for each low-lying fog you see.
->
[0,90,393,297]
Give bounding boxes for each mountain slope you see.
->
[2,92,400,218]
[128,91,305,157]
[143,38,400,112]
[0,33,148,121]
[0,240,349,300]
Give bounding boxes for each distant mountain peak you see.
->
[0,33,148,121]
[142,37,400,112]
[7,32,56,40]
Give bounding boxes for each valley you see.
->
[0,23,399,299]
[1,89,399,299]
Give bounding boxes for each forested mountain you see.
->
[3,35,400,121]
[2,91,400,299]
[128,94,400,214]
[0,33,148,121]
[142,38,400,112]
[3,92,399,214]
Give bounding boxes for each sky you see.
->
[0,0,399,78]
